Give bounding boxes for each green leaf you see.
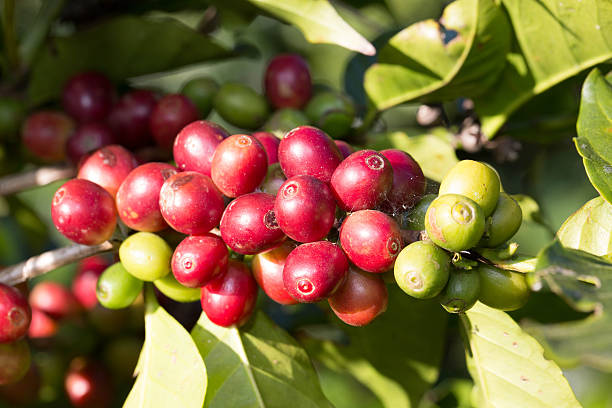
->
[28,15,231,106]
[191,311,332,408]
[475,0,612,138]
[461,302,581,407]
[557,196,612,257]
[246,0,375,56]
[575,69,612,204]
[365,128,458,182]
[364,0,511,110]
[124,287,206,408]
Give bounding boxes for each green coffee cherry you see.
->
[0,97,25,142]
[480,193,522,247]
[305,91,355,138]
[403,194,437,230]
[181,77,219,118]
[119,232,172,281]
[264,108,310,138]
[96,262,143,309]
[394,241,450,299]
[154,273,201,303]
[425,194,486,252]
[439,269,480,313]
[477,264,529,311]
[213,83,270,130]
[439,160,501,216]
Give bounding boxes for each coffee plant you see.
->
[0,0,610,407]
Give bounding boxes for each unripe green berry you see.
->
[477,264,529,311]
[480,193,522,247]
[439,269,480,313]
[119,232,172,281]
[264,108,310,138]
[181,77,219,118]
[305,91,355,138]
[403,194,436,230]
[154,273,201,303]
[213,83,270,130]
[96,262,143,309]
[394,241,450,299]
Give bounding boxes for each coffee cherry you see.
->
[201,260,258,327]
[64,357,112,408]
[252,131,280,164]
[96,263,143,309]
[264,54,312,109]
[180,77,219,117]
[480,193,522,247]
[340,210,402,273]
[0,340,30,385]
[214,83,270,130]
[72,256,109,309]
[330,150,393,211]
[119,232,172,281]
[159,172,225,235]
[260,163,286,195]
[305,91,355,138]
[22,111,74,162]
[51,179,117,245]
[477,264,529,311]
[173,120,228,176]
[27,309,58,339]
[220,193,286,255]
[439,160,501,216]
[278,126,343,183]
[62,71,115,123]
[334,140,354,159]
[329,266,388,326]
[264,108,310,138]
[394,241,450,299]
[116,162,178,232]
[154,273,201,303]
[77,145,138,198]
[66,123,115,164]
[252,242,298,305]
[108,89,157,149]
[0,284,31,342]
[149,94,199,150]
[403,194,436,230]
[425,194,485,252]
[0,97,25,141]
[211,134,268,197]
[29,282,80,320]
[275,175,336,243]
[171,234,228,288]
[379,149,426,212]
[283,241,349,303]
[0,363,41,405]
[439,269,480,313]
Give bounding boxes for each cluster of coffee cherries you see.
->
[395,160,529,313]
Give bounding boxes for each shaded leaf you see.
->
[557,196,612,257]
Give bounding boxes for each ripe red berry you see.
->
[335,140,354,159]
[252,131,280,164]
[201,260,258,327]
[0,340,30,385]
[329,266,388,326]
[27,309,58,339]
[252,242,298,305]
[72,256,109,309]
[264,54,312,109]
[64,357,113,408]
[149,94,199,150]
[173,120,228,176]
[172,234,228,288]
[21,111,74,162]
[116,162,178,232]
[379,149,426,212]
[66,122,115,164]
[77,145,138,198]
[211,134,268,197]
[278,126,342,183]
[62,72,115,123]
[274,175,336,242]
[51,179,117,245]
[0,283,31,343]
[29,282,80,320]
[159,171,225,235]
[283,241,348,303]
[220,192,286,255]
[331,150,393,211]
[108,89,157,149]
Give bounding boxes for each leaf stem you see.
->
[0,164,76,196]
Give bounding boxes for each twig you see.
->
[0,240,120,286]
[0,165,76,196]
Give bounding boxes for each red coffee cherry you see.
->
[283,241,349,303]
[51,179,117,245]
[62,71,115,123]
[27,309,58,339]
[149,94,199,150]
[66,122,115,165]
[173,120,228,176]
[72,256,109,309]
[252,242,298,305]
[201,260,258,327]
[21,111,74,162]
[0,284,31,343]
[278,126,342,183]
[172,234,229,288]
[264,54,312,109]
[0,340,30,385]
[329,266,388,326]
[220,193,286,255]
[211,134,268,197]
[65,357,113,408]
[77,145,138,198]
[379,149,426,212]
[252,131,280,164]
[116,162,178,232]
[335,140,354,159]
[159,172,225,235]
[274,175,336,243]
[29,282,80,320]
[330,150,393,211]
[108,89,157,149]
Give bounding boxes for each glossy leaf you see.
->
[575,69,612,204]
[461,302,581,407]
[124,287,206,408]
[191,311,332,408]
[557,196,612,257]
